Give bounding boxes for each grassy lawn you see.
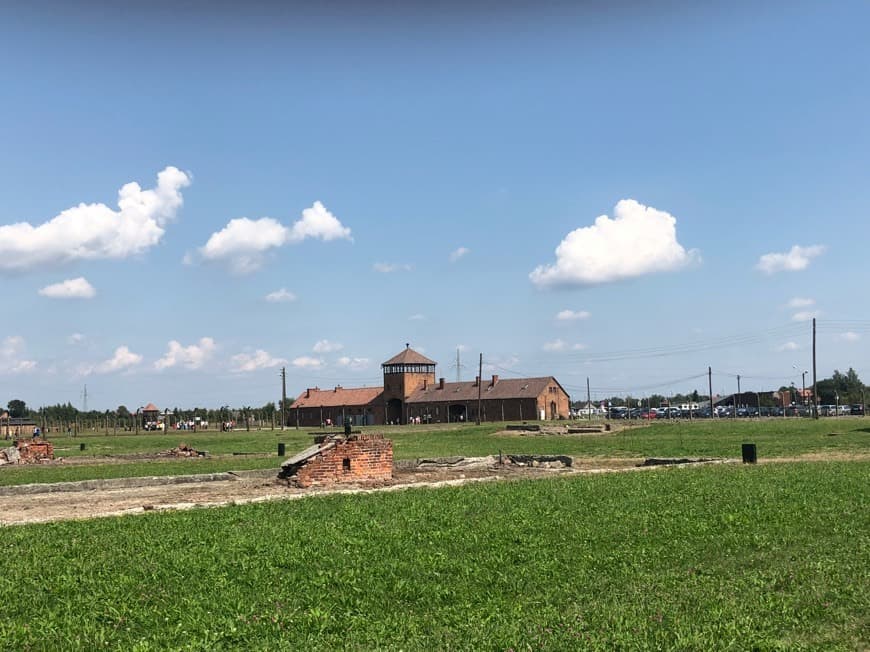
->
[1,417,868,486]
[0,462,866,650]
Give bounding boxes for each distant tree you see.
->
[816,369,865,404]
[117,405,131,418]
[7,399,27,418]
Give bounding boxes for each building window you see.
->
[342,458,351,472]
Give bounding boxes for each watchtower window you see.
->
[342,458,351,472]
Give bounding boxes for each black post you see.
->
[277,442,286,457]
[741,443,757,464]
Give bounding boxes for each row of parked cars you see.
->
[593,404,865,420]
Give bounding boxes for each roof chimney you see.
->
[439,377,445,390]
[491,374,499,386]
[474,376,480,387]
[334,385,341,392]
[306,388,311,398]
[423,378,428,390]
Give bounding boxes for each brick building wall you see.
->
[537,383,571,420]
[289,435,393,488]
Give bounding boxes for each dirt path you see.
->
[4,451,865,526]
[0,456,713,526]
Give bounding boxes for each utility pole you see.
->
[708,367,714,418]
[812,318,818,419]
[476,353,483,425]
[586,377,591,421]
[280,367,287,431]
[735,374,741,417]
[82,384,88,413]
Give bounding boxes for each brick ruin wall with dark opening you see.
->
[292,435,393,488]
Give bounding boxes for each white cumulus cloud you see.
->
[195,201,351,274]
[312,339,343,353]
[67,333,85,345]
[556,309,590,321]
[776,341,800,352]
[449,246,470,262]
[38,277,96,299]
[287,201,352,243]
[530,199,699,288]
[0,167,190,274]
[293,356,324,369]
[336,356,371,370]
[0,336,36,374]
[198,217,289,274]
[786,297,815,308]
[90,346,142,375]
[757,245,825,274]
[231,349,287,373]
[265,288,297,303]
[838,332,860,342]
[373,262,413,273]
[542,339,585,352]
[409,314,425,321]
[792,310,820,322]
[155,337,216,370]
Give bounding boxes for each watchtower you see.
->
[381,344,436,424]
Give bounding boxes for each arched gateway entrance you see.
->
[387,399,403,425]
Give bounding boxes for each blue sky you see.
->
[1,1,868,411]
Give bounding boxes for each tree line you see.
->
[571,368,867,409]
[2,400,293,431]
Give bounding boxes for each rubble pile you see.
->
[158,443,208,458]
[0,438,55,465]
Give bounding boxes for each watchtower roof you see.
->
[382,346,436,366]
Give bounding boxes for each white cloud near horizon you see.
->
[312,339,343,353]
[265,288,297,303]
[336,356,371,371]
[293,356,324,369]
[792,310,820,322]
[373,262,413,273]
[449,247,470,262]
[38,277,96,299]
[556,309,590,321]
[786,297,815,309]
[0,167,190,274]
[154,337,216,371]
[530,199,699,288]
[196,201,351,274]
[0,336,36,374]
[776,341,800,352]
[543,339,585,352]
[838,332,860,342]
[231,349,287,373]
[757,245,825,274]
[88,345,142,375]
[483,354,520,373]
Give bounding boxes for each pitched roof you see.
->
[292,386,384,409]
[382,346,436,366]
[142,403,159,412]
[406,376,564,403]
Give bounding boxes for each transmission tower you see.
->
[450,348,466,382]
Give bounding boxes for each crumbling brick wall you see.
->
[291,435,392,488]
[0,439,54,464]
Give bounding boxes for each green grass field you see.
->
[1,417,868,487]
[0,462,867,650]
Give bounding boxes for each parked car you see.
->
[851,404,865,416]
